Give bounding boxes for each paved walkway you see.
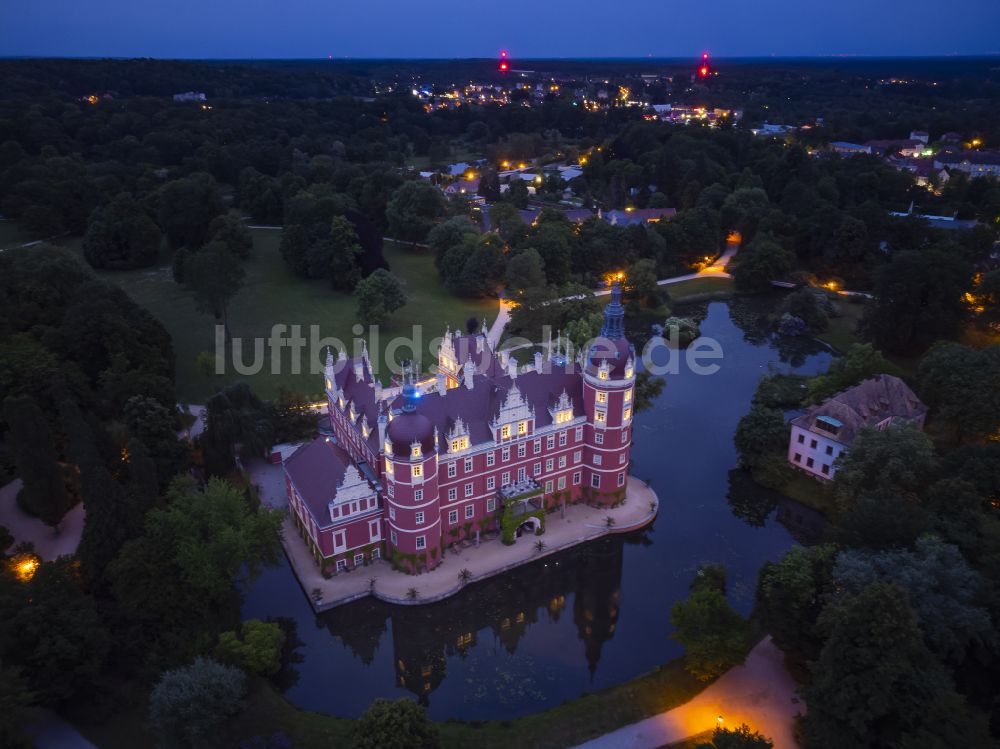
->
[0,479,85,560]
[246,458,658,610]
[572,637,802,749]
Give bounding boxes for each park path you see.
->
[0,478,84,560]
[571,637,802,749]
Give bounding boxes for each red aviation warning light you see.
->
[699,51,711,78]
[499,50,510,72]
[500,49,508,58]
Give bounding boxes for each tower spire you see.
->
[601,280,625,339]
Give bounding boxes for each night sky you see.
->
[1,0,999,59]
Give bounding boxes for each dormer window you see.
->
[501,424,511,439]
[623,406,632,421]
[625,365,634,378]
[624,388,633,404]
[411,444,422,459]
[517,420,528,436]
[384,439,393,455]
[326,378,332,391]
[598,369,609,380]
[385,459,394,474]
[450,436,470,453]
[554,408,572,424]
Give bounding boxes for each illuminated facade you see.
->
[284,284,636,575]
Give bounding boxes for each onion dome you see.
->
[387,379,435,457]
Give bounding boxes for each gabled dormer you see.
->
[328,464,377,523]
[549,389,575,425]
[491,382,535,441]
[447,416,471,453]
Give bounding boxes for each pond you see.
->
[242,296,834,721]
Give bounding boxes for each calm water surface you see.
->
[242,297,833,720]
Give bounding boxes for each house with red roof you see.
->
[284,284,637,575]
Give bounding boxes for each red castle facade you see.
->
[284,283,636,575]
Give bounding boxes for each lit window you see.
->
[412,464,423,478]
[385,460,394,474]
[625,366,634,378]
[411,444,422,459]
[596,391,608,404]
[624,388,633,404]
[595,411,606,423]
[384,439,392,454]
[518,420,528,435]
[501,424,511,439]
[623,407,632,421]
[598,370,608,380]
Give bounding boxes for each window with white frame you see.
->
[533,439,541,453]
[558,455,567,468]
[596,390,608,404]
[517,467,526,481]
[573,471,581,485]
[621,430,628,444]
[534,462,541,475]
[465,504,474,519]
[414,489,423,501]
[623,406,632,421]
[545,480,553,493]
[591,474,601,488]
[390,530,398,545]
[502,447,510,461]
[624,388,633,403]
[517,443,526,458]
[415,511,424,524]
[464,457,473,473]
[558,476,566,490]
[518,420,528,436]
[500,424,511,439]
[594,454,602,465]
[617,472,626,487]
[574,450,582,464]
[448,509,458,524]
[546,458,554,471]
[619,453,626,464]
[487,498,496,512]
[546,435,555,449]
[465,482,473,497]
[387,484,395,498]
[595,410,606,424]
[487,452,495,467]
[336,559,347,571]
[415,536,426,550]
[412,464,423,478]
[559,431,567,446]
[389,506,396,520]
[595,432,604,445]
[575,426,583,441]
[448,463,457,478]
[354,553,364,566]
[501,471,510,485]
[448,487,457,501]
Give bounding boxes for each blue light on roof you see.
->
[817,415,843,428]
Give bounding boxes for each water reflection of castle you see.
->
[319,535,629,703]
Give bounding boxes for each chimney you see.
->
[463,358,475,389]
[534,351,544,372]
[508,357,518,379]
[354,357,364,383]
[499,349,509,368]
[437,371,447,395]
[377,410,388,452]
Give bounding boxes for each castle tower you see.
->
[383,373,442,572]
[581,281,636,504]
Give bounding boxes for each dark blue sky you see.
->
[2,0,999,59]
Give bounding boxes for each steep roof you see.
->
[285,438,358,526]
[332,353,381,454]
[790,375,926,446]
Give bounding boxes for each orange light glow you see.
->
[12,555,39,582]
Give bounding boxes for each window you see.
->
[517,467,526,481]
[591,474,601,488]
[534,462,541,475]
[546,458,554,471]
[596,390,608,404]
[624,388,633,403]
[486,476,495,490]
[487,498,496,512]
[617,472,625,487]
[465,482,473,497]
[821,464,830,475]
[448,463,457,478]
[595,432,604,445]
[595,410,606,423]
[809,439,817,449]
[794,453,802,463]
[806,457,815,468]
[415,511,424,525]
[599,369,608,380]
[411,444,422,459]
[465,457,473,473]
[621,430,628,444]
[386,459,394,474]
[594,454,602,465]
[575,427,583,441]
[559,432,567,446]
[547,435,555,449]
[465,504,474,519]
[449,509,458,524]
[389,505,396,520]
[545,480,553,493]
[623,406,632,421]
[558,476,566,490]
[387,484,395,498]
[574,450,582,464]
[412,464,423,478]
[448,487,457,501]
[573,471,581,485]
[619,453,626,465]
[502,447,510,461]
[487,452,496,467]
[414,489,423,502]
[517,444,526,458]
[825,445,833,456]
[354,553,364,566]
[558,455,567,468]
[797,434,805,444]
[625,365,634,378]
[501,424,511,439]
[384,438,393,455]
[518,420,528,436]
[450,436,469,452]
[390,530,398,545]
[370,520,379,539]
[415,536,426,550]
[372,547,380,560]
[336,559,347,572]
[501,471,510,485]
[533,439,541,453]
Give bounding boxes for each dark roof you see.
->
[285,438,354,525]
[603,208,677,226]
[332,354,381,454]
[936,151,1000,167]
[790,375,926,445]
[586,336,634,379]
[387,409,436,455]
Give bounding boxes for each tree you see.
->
[3,395,70,527]
[696,724,773,749]
[181,241,245,339]
[671,577,751,682]
[730,235,794,293]
[109,477,283,670]
[563,311,604,353]
[974,268,1000,326]
[505,248,546,293]
[83,193,161,269]
[756,544,838,676]
[215,619,286,676]
[202,382,274,477]
[860,248,972,355]
[833,424,937,508]
[733,406,788,470]
[278,223,312,277]
[489,202,527,246]
[805,343,892,405]
[917,342,1000,442]
[158,173,224,249]
[525,222,574,285]
[208,212,253,259]
[386,181,447,243]
[356,269,407,324]
[0,663,36,749]
[428,215,477,270]
[721,187,770,241]
[634,370,665,413]
[306,215,363,290]
[149,657,246,749]
[802,582,990,749]
[353,698,439,749]
[776,288,828,332]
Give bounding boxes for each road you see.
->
[571,637,803,749]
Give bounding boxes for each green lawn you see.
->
[83,231,495,402]
[816,298,918,380]
[76,655,715,749]
[667,276,735,305]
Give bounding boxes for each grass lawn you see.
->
[816,298,918,380]
[667,276,735,305]
[755,466,838,516]
[77,231,495,402]
[76,655,714,749]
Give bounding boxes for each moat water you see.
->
[242,297,834,720]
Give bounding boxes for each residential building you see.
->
[787,375,926,481]
[934,151,1000,178]
[830,141,872,156]
[284,284,637,574]
[173,91,206,102]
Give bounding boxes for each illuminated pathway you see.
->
[571,636,802,749]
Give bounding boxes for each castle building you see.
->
[284,283,636,574]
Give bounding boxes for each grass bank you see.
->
[667,276,735,305]
[76,655,714,749]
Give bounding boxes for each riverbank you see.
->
[271,471,659,612]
